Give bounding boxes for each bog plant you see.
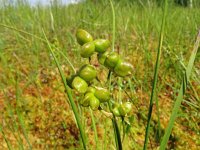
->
[67,29,133,116]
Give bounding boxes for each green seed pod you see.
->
[66,74,77,88]
[118,102,132,116]
[118,104,127,117]
[97,51,109,65]
[104,52,120,69]
[112,107,121,117]
[114,60,133,77]
[78,65,97,82]
[76,29,93,45]
[86,86,96,93]
[79,92,93,107]
[72,76,88,94]
[94,39,110,53]
[81,42,95,58]
[123,102,132,114]
[89,95,100,110]
[94,87,110,103]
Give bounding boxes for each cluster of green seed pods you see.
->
[66,64,97,94]
[67,29,133,115]
[98,51,133,77]
[76,29,133,77]
[66,64,110,110]
[76,29,110,58]
[112,102,132,117]
[79,86,110,110]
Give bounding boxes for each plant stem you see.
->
[143,0,168,149]
[109,0,115,51]
[0,125,13,150]
[15,72,32,150]
[89,108,99,149]
[108,71,122,150]
[42,30,87,150]
[159,30,200,150]
[108,1,122,149]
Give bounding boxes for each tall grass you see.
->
[160,30,200,150]
[42,30,87,149]
[143,0,168,149]
[0,0,200,149]
[15,72,32,150]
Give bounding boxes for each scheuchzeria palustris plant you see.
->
[66,29,133,117]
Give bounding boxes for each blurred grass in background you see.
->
[0,0,199,149]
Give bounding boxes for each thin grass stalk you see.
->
[86,57,99,150]
[159,30,200,150]
[107,0,122,149]
[108,72,122,150]
[15,72,32,150]
[143,0,168,149]
[110,0,115,51]
[0,125,13,150]
[103,118,108,150]
[3,90,24,150]
[89,108,99,149]
[42,30,87,150]
[155,95,161,142]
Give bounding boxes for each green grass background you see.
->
[0,0,199,149]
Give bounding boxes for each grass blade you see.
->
[159,30,200,150]
[42,29,87,150]
[0,125,13,150]
[110,0,115,51]
[143,0,168,149]
[15,72,32,150]
[106,1,122,149]
[89,108,99,149]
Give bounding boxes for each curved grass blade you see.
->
[0,125,13,150]
[110,0,116,51]
[89,108,99,149]
[143,0,168,149]
[100,0,122,149]
[42,30,87,150]
[15,72,32,150]
[159,30,200,150]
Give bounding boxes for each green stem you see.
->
[143,0,168,149]
[15,72,32,150]
[109,0,115,51]
[155,95,161,143]
[159,30,200,150]
[107,71,122,150]
[0,125,13,150]
[42,30,87,150]
[88,58,99,150]
[89,108,99,149]
[108,1,122,149]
